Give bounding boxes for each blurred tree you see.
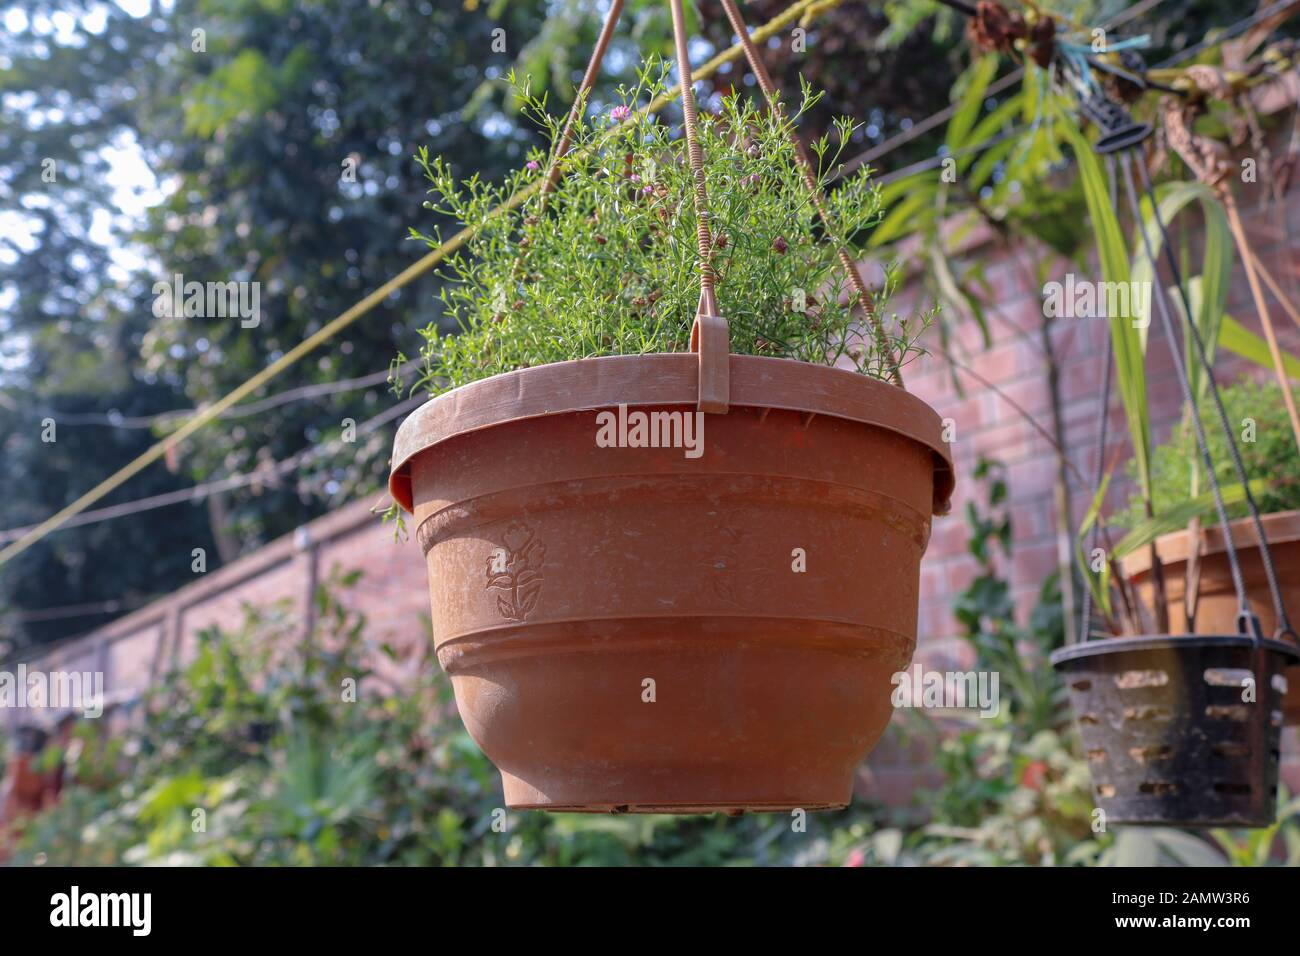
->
[0,3,215,649]
[1,0,558,648]
[131,0,559,550]
[476,0,969,157]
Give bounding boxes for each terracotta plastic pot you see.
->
[390,353,954,812]
[1121,510,1300,723]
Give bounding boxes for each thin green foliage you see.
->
[401,60,928,396]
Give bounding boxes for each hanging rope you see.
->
[668,0,718,319]
[717,0,903,386]
[540,0,625,201]
[668,0,732,413]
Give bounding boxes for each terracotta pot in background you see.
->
[390,354,954,813]
[1121,510,1300,724]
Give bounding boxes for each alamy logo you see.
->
[152,273,261,327]
[50,886,151,936]
[0,666,104,718]
[1042,273,1151,327]
[891,664,1001,718]
[595,404,704,459]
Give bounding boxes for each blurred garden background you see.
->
[2,0,1300,865]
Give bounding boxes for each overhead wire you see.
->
[0,395,424,545]
[26,363,416,429]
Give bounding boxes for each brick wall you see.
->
[2,502,432,737]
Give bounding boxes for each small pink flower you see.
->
[641,185,654,197]
[610,105,632,122]
[525,160,540,172]
[629,173,641,183]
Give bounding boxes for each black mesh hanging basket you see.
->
[1051,635,1298,827]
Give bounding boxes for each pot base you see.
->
[500,772,849,814]
[501,790,837,816]
[507,802,844,815]
[447,617,907,815]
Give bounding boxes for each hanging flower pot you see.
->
[390,354,954,811]
[1121,510,1300,723]
[1051,634,1297,827]
[386,3,957,811]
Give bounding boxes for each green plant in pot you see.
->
[1113,377,1300,725]
[1049,106,1298,829]
[387,18,955,815]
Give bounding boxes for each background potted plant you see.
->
[1052,109,1297,828]
[386,53,954,813]
[1116,378,1300,723]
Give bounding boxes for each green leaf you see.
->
[1219,315,1300,379]
[1078,467,1113,539]
[968,136,1019,192]
[959,96,1024,177]
[1112,480,1269,560]
[877,171,929,208]
[963,91,1023,154]
[1128,181,1232,402]
[928,241,989,346]
[1059,112,1152,506]
[869,186,936,248]
[946,54,999,154]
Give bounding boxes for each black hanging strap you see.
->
[1130,156,1296,641]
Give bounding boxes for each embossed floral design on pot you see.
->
[486,521,545,623]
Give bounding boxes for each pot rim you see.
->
[1120,508,1300,576]
[1050,632,1300,668]
[389,353,955,515]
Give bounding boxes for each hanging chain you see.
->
[668,0,719,319]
